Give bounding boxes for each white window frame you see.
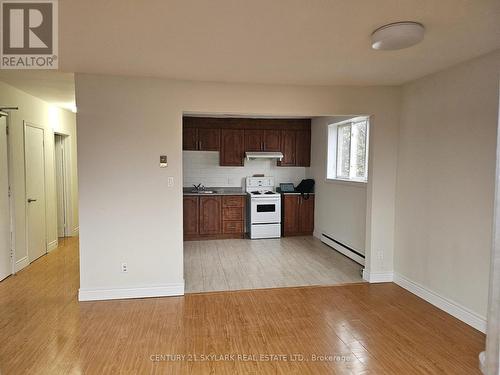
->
[326,116,370,183]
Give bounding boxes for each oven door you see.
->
[251,197,281,224]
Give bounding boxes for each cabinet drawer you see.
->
[223,207,243,221]
[223,221,243,234]
[223,196,244,207]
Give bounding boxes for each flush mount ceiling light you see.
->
[371,21,425,50]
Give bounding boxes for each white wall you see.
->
[309,116,367,253]
[183,151,306,188]
[75,74,400,299]
[0,80,78,271]
[395,50,500,319]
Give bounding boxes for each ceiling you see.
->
[0,71,75,111]
[58,0,500,85]
[1,0,499,108]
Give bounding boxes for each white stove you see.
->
[246,177,281,239]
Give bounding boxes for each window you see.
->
[327,117,369,182]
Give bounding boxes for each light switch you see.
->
[167,177,174,187]
[160,155,168,168]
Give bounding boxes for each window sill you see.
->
[326,178,367,187]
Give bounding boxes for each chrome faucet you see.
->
[193,183,206,191]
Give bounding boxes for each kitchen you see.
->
[182,115,363,292]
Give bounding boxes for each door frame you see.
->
[6,115,15,275]
[482,83,500,374]
[0,114,13,279]
[53,132,73,237]
[23,122,47,262]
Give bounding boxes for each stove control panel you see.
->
[246,176,275,191]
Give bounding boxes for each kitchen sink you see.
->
[190,190,215,194]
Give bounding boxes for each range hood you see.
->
[245,151,284,161]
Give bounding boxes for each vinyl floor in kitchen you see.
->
[184,236,364,293]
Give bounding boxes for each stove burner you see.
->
[250,190,277,195]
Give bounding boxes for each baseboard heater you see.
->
[321,233,365,266]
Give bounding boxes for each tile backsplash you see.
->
[183,151,307,188]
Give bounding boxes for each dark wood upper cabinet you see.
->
[295,129,311,167]
[199,196,222,235]
[278,130,296,166]
[183,196,199,236]
[220,129,245,166]
[198,128,220,151]
[244,129,264,151]
[263,129,281,152]
[183,127,198,151]
[245,129,282,152]
[183,127,220,151]
[183,116,310,167]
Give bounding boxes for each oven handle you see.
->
[252,198,281,204]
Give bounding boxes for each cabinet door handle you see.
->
[199,141,202,150]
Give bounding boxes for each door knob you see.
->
[27,198,37,203]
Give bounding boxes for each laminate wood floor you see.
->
[0,237,485,374]
[184,236,364,293]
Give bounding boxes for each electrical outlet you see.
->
[377,251,384,260]
[121,263,128,273]
[167,177,174,187]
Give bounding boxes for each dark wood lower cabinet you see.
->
[222,207,244,221]
[282,194,315,236]
[223,220,244,234]
[184,195,246,240]
[183,196,199,235]
[283,195,300,234]
[199,196,222,235]
[298,195,315,233]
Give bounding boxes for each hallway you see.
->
[0,238,485,374]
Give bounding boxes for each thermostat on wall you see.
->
[160,155,168,168]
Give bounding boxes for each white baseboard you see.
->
[362,269,394,283]
[393,273,486,333]
[78,283,185,302]
[72,226,79,236]
[320,233,365,266]
[47,239,58,252]
[15,256,29,272]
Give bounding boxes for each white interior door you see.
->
[25,125,46,262]
[0,117,11,281]
[54,134,66,237]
